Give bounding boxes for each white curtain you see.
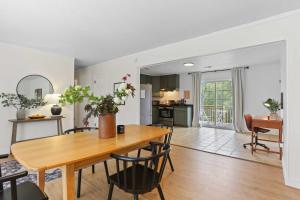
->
[192,72,202,127]
[231,67,246,132]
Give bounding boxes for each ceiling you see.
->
[140,41,284,76]
[0,1,298,67]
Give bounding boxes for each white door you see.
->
[140,84,152,125]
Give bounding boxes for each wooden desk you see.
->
[251,116,283,160]
[11,125,170,200]
[8,116,64,145]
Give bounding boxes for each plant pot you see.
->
[16,109,26,120]
[98,113,116,138]
[270,112,279,119]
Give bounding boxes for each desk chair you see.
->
[64,127,110,198]
[243,114,270,150]
[0,154,48,200]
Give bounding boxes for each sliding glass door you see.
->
[200,80,233,129]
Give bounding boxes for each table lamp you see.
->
[45,94,62,115]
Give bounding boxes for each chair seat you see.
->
[254,127,270,133]
[0,182,48,200]
[110,164,159,194]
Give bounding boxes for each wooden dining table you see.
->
[11,125,170,200]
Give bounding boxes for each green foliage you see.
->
[85,95,119,117]
[59,74,135,122]
[0,93,46,110]
[263,98,280,113]
[59,86,91,105]
[201,81,232,107]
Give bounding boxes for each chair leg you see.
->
[157,184,165,200]
[167,154,174,172]
[107,183,114,200]
[134,194,139,200]
[137,149,141,157]
[77,169,82,198]
[92,164,95,174]
[104,161,110,184]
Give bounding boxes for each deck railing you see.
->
[200,105,233,128]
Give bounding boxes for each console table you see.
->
[8,116,64,145]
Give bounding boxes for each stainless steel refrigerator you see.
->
[140,84,152,125]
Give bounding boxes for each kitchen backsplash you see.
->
[154,90,180,104]
[153,90,193,104]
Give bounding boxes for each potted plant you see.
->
[263,98,280,119]
[0,93,46,120]
[59,74,135,138]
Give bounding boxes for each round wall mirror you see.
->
[16,75,54,100]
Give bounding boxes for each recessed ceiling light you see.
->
[184,62,194,67]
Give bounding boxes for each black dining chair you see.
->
[137,124,174,172]
[0,154,48,200]
[64,127,110,198]
[108,142,170,200]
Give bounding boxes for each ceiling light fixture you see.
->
[184,62,194,67]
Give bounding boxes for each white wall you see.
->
[0,43,74,154]
[179,62,281,117]
[244,62,281,116]
[179,73,193,104]
[78,10,300,188]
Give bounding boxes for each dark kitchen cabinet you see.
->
[152,106,159,124]
[160,74,179,91]
[152,76,161,97]
[174,106,193,127]
[140,74,152,84]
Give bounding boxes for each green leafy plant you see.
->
[0,93,46,110]
[59,74,135,126]
[263,98,280,113]
[59,86,91,105]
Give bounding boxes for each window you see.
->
[200,80,233,129]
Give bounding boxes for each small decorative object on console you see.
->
[28,114,46,119]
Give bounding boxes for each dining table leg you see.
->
[37,169,45,191]
[61,164,75,200]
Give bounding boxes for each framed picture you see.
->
[34,88,43,101]
[113,82,125,105]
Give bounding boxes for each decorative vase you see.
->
[270,112,279,119]
[98,113,116,138]
[51,104,62,115]
[16,109,26,120]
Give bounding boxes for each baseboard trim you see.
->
[285,177,300,189]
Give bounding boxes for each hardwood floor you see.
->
[43,146,299,200]
[172,127,282,167]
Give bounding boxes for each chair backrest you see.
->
[111,142,170,192]
[64,127,98,134]
[148,124,173,145]
[244,114,253,131]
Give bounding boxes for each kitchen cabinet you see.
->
[152,106,160,124]
[174,106,193,127]
[152,76,161,97]
[160,74,179,91]
[140,74,152,84]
